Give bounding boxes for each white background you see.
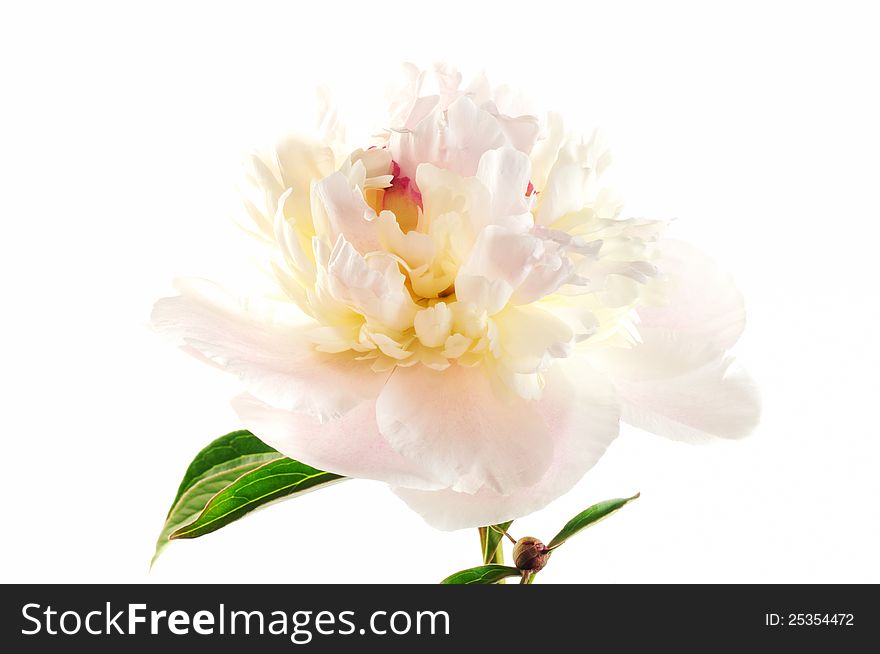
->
[2,1,878,584]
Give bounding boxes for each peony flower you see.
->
[152,64,760,530]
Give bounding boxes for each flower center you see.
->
[365,161,422,233]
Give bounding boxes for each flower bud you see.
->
[513,536,549,572]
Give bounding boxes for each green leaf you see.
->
[169,457,344,540]
[547,493,640,549]
[441,564,523,585]
[152,430,283,565]
[483,521,513,564]
[152,430,345,564]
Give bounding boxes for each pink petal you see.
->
[313,172,381,254]
[443,96,508,176]
[455,225,542,313]
[588,239,747,380]
[390,96,508,180]
[587,240,760,441]
[389,105,444,181]
[638,239,746,352]
[393,359,620,529]
[232,394,444,490]
[615,356,761,442]
[475,147,533,230]
[151,279,387,421]
[375,363,554,495]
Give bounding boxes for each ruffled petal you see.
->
[511,237,578,305]
[587,240,760,441]
[529,111,565,192]
[492,112,540,154]
[375,363,554,495]
[536,134,610,226]
[492,305,573,374]
[456,225,580,313]
[324,236,419,332]
[443,95,509,176]
[393,358,620,529]
[417,163,490,237]
[390,96,508,180]
[390,105,444,181]
[151,279,387,421]
[587,239,747,378]
[455,225,539,313]
[231,394,443,490]
[312,171,381,254]
[475,147,533,231]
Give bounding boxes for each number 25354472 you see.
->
[765,613,854,627]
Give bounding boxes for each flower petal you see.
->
[151,279,387,421]
[638,239,746,352]
[231,394,444,490]
[456,225,579,312]
[243,153,284,238]
[475,147,534,231]
[443,95,509,176]
[390,105,444,181]
[536,133,610,226]
[312,171,381,254]
[585,240,759,441]
[588,239,747,379]
[376,211,436,269]
[393,358,620,529]
[417,163,490,233]
[324,236,419,332]
[529,111,565,192]
[375,363,554,495]
[390,96,508,179]
[273,135,336,225]
[455,225,541,313]
[614,356,761,442]
[511,237,578,305]
[492,111,540,155]
[492,305,573,374]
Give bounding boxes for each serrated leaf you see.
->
[547,493,640,549]
[152,430,282,565]
[169,457,344,540]
[441,564,522,585]
[483,521,513,564]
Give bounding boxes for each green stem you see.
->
[478,527,505,564]
[478,527,507,584]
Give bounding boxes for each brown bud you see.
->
[513,536,549,572]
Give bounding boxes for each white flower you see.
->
[153,64,760,530]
